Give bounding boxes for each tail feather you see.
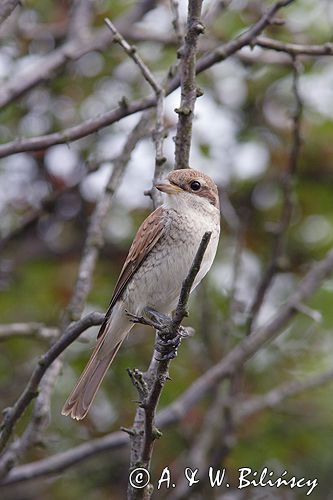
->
[61,341,123,420]
[62,304,132,420]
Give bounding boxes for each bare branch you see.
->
[0,430,128,486]
[174,0,204,169]
[0,323,59,342]
[169,0,183,46]
[0,96,156,159]
[157,245,333,426]
[0,1,303,160]
[247,56,303,333]
[63,113,152,325]
[4,350,333,486]
[194,0,296,74]
[104,18,166,209]
[105,18,162,96]
[127,232,212,500]
[237,367,333,422]
[0,0,158,110]
[68,0,93,40]
[255,36,333,56]
[0,312,104,454]
[0,360,62,479]
[0,0,19,26]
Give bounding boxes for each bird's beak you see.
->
[155,182,182,194]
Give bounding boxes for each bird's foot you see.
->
[125,307,171,331]
[154,334,181,361]
[154,326,194,361]
[143,306,172,330]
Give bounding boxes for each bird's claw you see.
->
[154,330,183,361]
[125,310,145,324]
[143,307,172,329]
[126,307,195,362]
[154,349,178,362]
[125,307,170,330]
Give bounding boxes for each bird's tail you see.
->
[62,305,132,420]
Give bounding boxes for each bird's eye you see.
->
[190,181,201,191]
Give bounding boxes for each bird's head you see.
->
[155,169,220,210]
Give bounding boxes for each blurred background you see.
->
[1,0,333,498]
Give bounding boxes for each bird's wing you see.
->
[97,205,166,339]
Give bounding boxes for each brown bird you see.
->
[62,168,220,420]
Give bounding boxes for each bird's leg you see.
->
[125,307,165,330]
[143,306,172,329]
[126,307,194,361]
[154,326,195,362]
[154,334,181,361]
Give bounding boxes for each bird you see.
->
[62,168,220,420]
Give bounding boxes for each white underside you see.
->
[99,191,220,358]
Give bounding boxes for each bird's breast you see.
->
[124,207,220,315]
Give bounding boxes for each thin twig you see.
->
[63,113,152,325]
[0,0,159,110]
[169,0,183,46]
[104,17,166,209]
[0,312,104,454]
[0,1,327,160]
[255,35,333,56]
[157,246,333,427]
[4,356,333,486]
[247,56,303,333]
[174,0,204,169]
[127,232,212,500]
[105,18,161,95]
[0,323,59,342]
[0,0,19,26]
[0,360,62,479]
[0,113,152,476]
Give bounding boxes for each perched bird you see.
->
[62,168,220,420]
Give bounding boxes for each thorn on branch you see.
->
[192,22,205,35]
[121,426,136,436]
[174,106,191,116]
[127,368,149,403]
[118,96,129,109]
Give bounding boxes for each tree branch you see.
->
[104,18,166,209]
[157,245,333,426]
[0,323,58,342]
[236,367,333,422]
[194,0,296,75]
[0,360,62,479]
[0,0,304,160]
[0,0,159,109]
[4,349,333,486]
[0,0,19,26]
[0,312,104,454]
[174,0,204,169]
[62,112,152,326]
[247,56,303,333]
[255,36,333,56]
[127,232,212,500]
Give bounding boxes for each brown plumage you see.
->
[62,208,166,419]
[62,169,220,420]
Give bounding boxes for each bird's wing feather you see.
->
[97,205,166,339]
